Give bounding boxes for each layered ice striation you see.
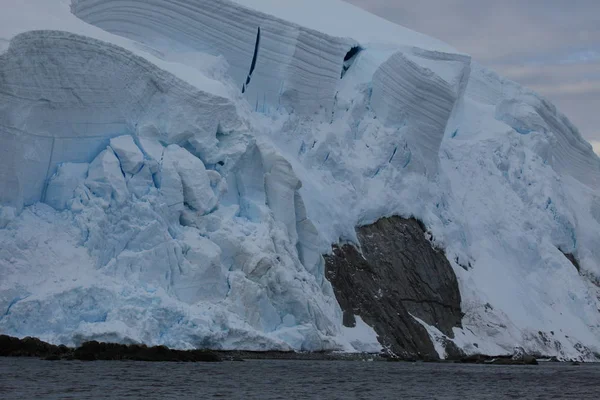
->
[71,0,357,115]
[1,0,599,358]
[370,50,470,174]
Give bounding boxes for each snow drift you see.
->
[1,0,599,359]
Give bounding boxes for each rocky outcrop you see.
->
[0,335,375,361]
[0,335,70,358]
[0,335,221,362]
[73,341,221,362]
[561,251,581,272]
[459,347,538,365]
[325,216,463,359]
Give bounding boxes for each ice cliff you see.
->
[1,0,599,360]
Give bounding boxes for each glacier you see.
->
[0,0,599,359]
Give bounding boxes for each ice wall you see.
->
[0,25,346,351]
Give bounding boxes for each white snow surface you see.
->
[340,316,382,354]
[1,0,600,359]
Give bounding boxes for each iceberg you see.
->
[0,0,599,359]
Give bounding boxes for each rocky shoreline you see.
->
[0,335,221,362]
[0,335,570,364]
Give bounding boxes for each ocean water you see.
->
[1,358,599,399]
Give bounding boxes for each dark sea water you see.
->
[1,358,599,399]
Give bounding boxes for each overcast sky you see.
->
[345,0,600,151]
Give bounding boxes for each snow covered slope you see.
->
[1,0,599,359]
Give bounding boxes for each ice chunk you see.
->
[157,150,184,213]
[127,164,154,199]
[85,148,129,205]
[137,137,164,173]
[173,228,228,303]
[110,135,144,175]
[262,146,301,244]
[294,192,324,279]
[45,163,89,210]
[163,145,217,215]
[0,206,17,229]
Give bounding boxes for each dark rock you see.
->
[385,357,417,362]
[73,340,221,362]
[442,338,465,360]
[459,353,538,365]
[342,310,356,327]
[73,341,102,361]
[213,350,382,361]
[511,347,539,365]
[0,335,60,357]
[561,250,580,272]
[324,216,463,360]
[523,355,539,365]
[460,354,489,364]
[0,334,19,356]
[0,335,221,362]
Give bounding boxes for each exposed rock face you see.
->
[561,251,581,272]
[73,341,221,362]
[325,216,463,359]
[0,335,70,358]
